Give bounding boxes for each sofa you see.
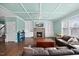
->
[55,36,79,49]
[21,36,79,56]
[55,38,76,49]
[22,46,79,56]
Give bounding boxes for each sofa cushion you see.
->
[56,39,76,49]
[33,48,49,56]
[77,38,79,42]
[72,48,79,54]
[72,45,79,49]
[22,47,34,56]
[45,47,57,50]
[56,46,68,49]
[32,47,44,50]
[47,47,74,56]
[57,39,68,44]
[47,49,61,56]
[67,37,79,45]
[45,47,61,56]
[58,49,74,55]
[70,42,79,45]
[61,36,71,41]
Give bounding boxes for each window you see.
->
[62,20,69,35]
[62,17,79,37]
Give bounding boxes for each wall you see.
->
[5,17,25,42]
[53,20,61,36]
[16,18,25,32]
[5,17,17,42]
[25,20,54,37]
[44,20,54,37]
[25,21,33,37]
[53,13,79,36]
[16,18,25,41]
[0,5,25,42]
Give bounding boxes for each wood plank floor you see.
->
[0,41,24,56]
[0,37,54,56]
[0,42,6,56]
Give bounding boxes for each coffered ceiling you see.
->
[0,3,79,21]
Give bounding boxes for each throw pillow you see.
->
[67,37,79,45]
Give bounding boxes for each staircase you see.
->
[0,24,6,56]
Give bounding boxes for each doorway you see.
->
[0,24,6,55]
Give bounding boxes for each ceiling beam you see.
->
[50,3,61,18]
[53,8,79,22]
[20,3,33,20]
[0,5,25,22]
[23,19,53,21]
[53,3,61,12]
[13,12,40,13]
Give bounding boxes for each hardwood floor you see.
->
[5,42,18,56]
[0,37,5,56]
[0,37,55,56]
[0,42,6,56]
[0,41,24,56]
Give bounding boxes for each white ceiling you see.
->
[0,3,79,21]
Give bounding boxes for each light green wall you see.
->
[16,18,25,42]
[53,20,61,36]
[5,17,16,22]
[16,18,25,32]
[5,17,17,42]
[5,17,25,33]
[53,12,79,36]
[5,17,25,42]
[0,17,5,24]
[5,17,17,33]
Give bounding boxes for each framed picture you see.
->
[35,23,44,27]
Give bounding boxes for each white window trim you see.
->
[62,19,79,37]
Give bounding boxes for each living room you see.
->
[0,3,79,56]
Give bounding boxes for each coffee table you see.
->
[36,39,55,48]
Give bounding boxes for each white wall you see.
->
[25,20,54,37]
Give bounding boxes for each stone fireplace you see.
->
[33,28,45,38]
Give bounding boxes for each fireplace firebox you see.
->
[37,32,42,37]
